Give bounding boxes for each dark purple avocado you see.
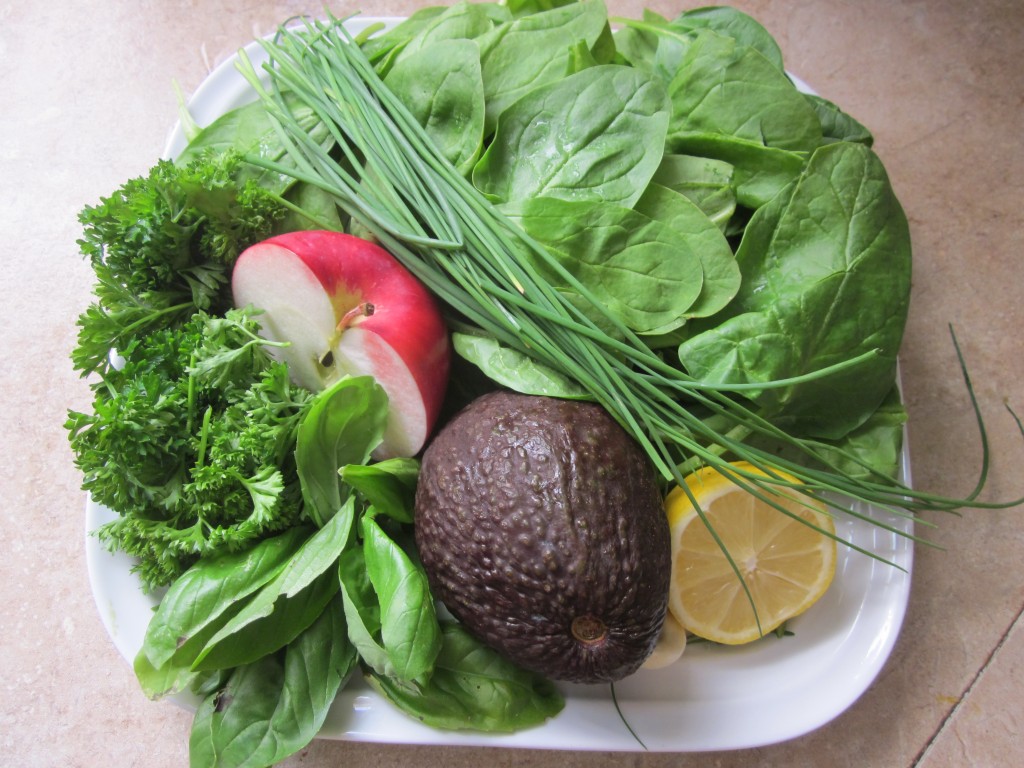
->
[414,391,670,684]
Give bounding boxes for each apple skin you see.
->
[232,230,451,459]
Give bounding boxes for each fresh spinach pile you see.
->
[356,0,911,475]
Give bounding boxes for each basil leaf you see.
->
[337,546,390,674]
[188,593,356,768]
[134,527,308,698]
[361,513,442,682]
[341,458,420,524]
[367,622,564,732]
[190,498,355,670]
[295,375,388,526]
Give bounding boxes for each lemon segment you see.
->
[666,461,837,645]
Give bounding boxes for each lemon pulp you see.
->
[666,461,837,645]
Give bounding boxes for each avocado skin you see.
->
[414,391,670,684]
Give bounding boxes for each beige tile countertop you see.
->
[3,1,1022,766]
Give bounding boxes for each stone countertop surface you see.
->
[3,1,1021,765]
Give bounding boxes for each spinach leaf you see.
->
[274,180,345,233]
[476,0,610,129]
[176,96,328,193]
[384,40,486,176]
[666,29,821,154]
[502,196,703,334]
[190,498,354,671]
[367,622,564,733]
[748,385,907,481]
[669,133,807,209]
[452,332,590,399]
[295,375,388,526]
[393,0,507,62]
[134,527,308,698]
[506,0,578,16]
[188,592,356,768]
[361,6,449,71]
[473,64,669,208]
[612,9,675,74]
[805,93,875,147]
[633,183,740,320]
[341,458,420,525]
[813,385,907,479]
[650,153,737,231]
[671,6,785,71]
[678,141,912,439]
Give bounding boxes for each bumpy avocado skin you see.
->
[414,391,670,684]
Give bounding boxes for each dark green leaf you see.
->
[340,458,420,524]
[134,527,308,698]
[337,547,390,674]
[367,622,564,732]
[191,499,354,670]
[188,592,357,768]
[678,142,912,438]
[474,64,669,208]
[295,375,389,526]
[360,513,441,682]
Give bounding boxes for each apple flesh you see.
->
[232,230,451,459]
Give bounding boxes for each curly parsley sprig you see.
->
[69,148,308,590]
[68,309,312,590]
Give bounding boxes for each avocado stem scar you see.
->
[571,615,608,646]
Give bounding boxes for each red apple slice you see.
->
[232,230,450,458]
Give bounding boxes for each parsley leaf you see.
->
[73,151,287,377]
[68,308,312,591]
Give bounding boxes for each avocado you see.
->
[414,391,670,684]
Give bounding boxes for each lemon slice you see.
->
[666,461,837,645]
